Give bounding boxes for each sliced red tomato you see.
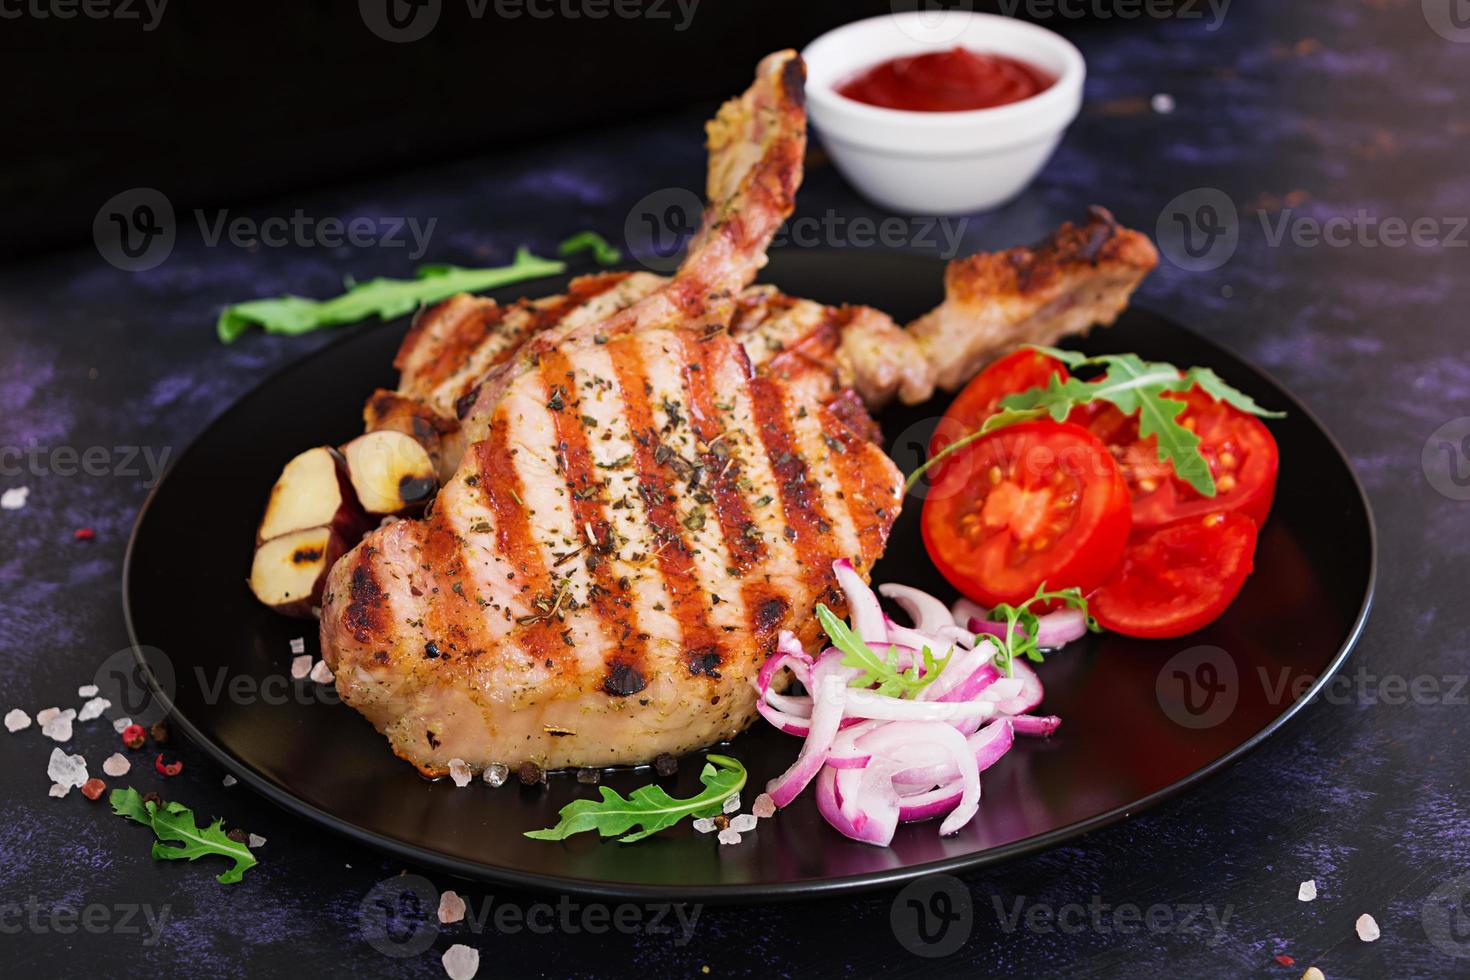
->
[1076,386,1279,529]
[929,348,1070,461]
[921,420,1131,608]
[1091,511,1258,639]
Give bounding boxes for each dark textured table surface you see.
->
[4,4,1469,978]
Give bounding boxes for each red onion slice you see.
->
[878,583,955,635]
[765,660,848,807]
[833,559,887,645]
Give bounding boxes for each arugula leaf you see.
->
[525,754,746,843]
[108,787,258,884]
[216,247,566,343]
[985,585,1098,676]
[989,346,1284,496]
[557,230,622,266]
[817,602,950,698]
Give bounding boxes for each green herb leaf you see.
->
[984,585,1098,676]
[557,230,622,266]
[108,787,258,884]
[525,754,746,843]
[989,346,1284,496]
[216,247,566,343]
[817,603,950,698]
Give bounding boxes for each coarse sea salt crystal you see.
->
[442,943,479,980]
[223,774,237,787]
[1,486,29,510]
[1301,968,1325,980]
[752,793,776,819]
[77,685,99,698]
[730,814,757,833]
[448,758,473,787]
[48,747,88,788]
[482,763,508,787]
[5,709,30,733]
[692,818,716,834]
[102,753,131,777]
[248,834,266,849]
[439,890,467,924]
[290,655,312,680]
[113,717,132,733]
[717,828,742,845]
[289,637,305,655]
[36,707,61,725]
[1356,913,1380,942]
[49,783,69,798]
[78,697,110,721]
[42,709,77,742]
[722,794,740,814]
[309,660,334,684]
[1298,879,1317,902]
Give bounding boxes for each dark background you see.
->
[4,1,1470,978]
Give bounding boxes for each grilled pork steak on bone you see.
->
[318,49,879,774]
[306,51,1157,775]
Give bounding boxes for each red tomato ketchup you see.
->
[836,47,1056,112]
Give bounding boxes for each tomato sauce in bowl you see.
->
[836,47,1056,113]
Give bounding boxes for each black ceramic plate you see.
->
[123,249,1374,900]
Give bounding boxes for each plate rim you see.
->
[120,254,1377,902]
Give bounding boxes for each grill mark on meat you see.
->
[678,332,783,657]
[811,399,892,566]
[607,337,726,681]
[761,304,848,380]
[471,415,565,674]
[747,373,843,591]
[432,277,629,413]
[414,302,510,396]
[536,348,647,694]
[417,516,481,659]
[344,555,388,644]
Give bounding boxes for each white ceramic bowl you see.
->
[802,12,1085,215]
